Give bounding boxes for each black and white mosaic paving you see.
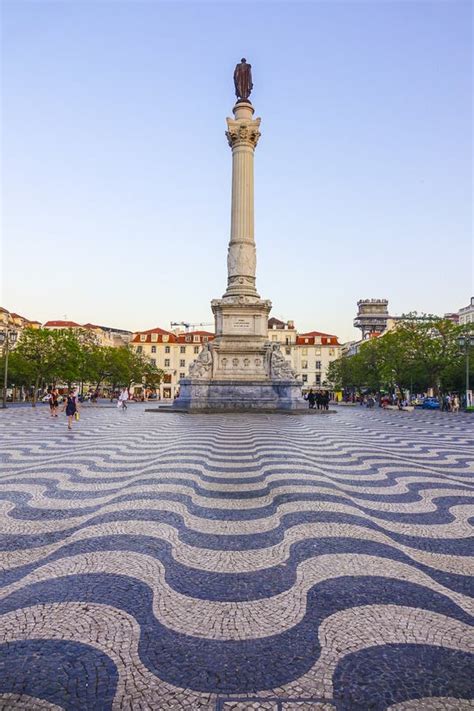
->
[0,404,473,710]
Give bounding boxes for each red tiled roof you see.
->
[132,328,215,344]
[298,331,338,338]
[82,323,102,329]
[139,327,175,336]
[43,320,82,328]
[296,332,340,346]
[132,327,177,344]
[176,331,215,342]
[268,318,295,329]
[182,331,214,337]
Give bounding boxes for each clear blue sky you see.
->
[2,0,472,341]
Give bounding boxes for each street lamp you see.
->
[457,333,474,409]
[0,323,19,409]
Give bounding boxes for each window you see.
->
[203,336,209,342]
[304,338,309,344]
[180,359,185,367]
[179,372,186,379]
[164,358,170,367]
[302,360,308,369]
[150,358,156,366]
[180,346,186,353]
[316,374,321,384]
[162,335,169,343]
[151,334,158,342]
[315,361,321,370]
[136,346,142,354]
[302,374,308,383]
[185,335,192,342]
[165,346,170,354]
[272,335,278,342]
[194,346,200,354]
[285,347,291,355]
[302,348,308,355]
[151,345,156,353]
[193,335,200,342]
[140,334,146,342]
[329,348,335,356]
[315,348,321,355]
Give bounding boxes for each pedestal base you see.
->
[174,378,305,411]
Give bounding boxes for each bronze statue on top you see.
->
[233,58,253,102]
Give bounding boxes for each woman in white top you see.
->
[117,387,129,410]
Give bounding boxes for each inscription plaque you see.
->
[226,316,254,334]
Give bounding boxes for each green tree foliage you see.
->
[328,316,471,396]
[3,329,164,405]
[11,328,66,405]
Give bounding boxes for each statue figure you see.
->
[189,342,214,380]
[266,343,296,380]
[233,58,253,102]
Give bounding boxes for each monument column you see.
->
[172,58,303,410]
[224,102,261,299]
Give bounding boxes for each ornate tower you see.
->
[354,299,390,339]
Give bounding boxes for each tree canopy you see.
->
[2,328,164,405]
[327,316,472,396]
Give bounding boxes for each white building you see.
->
[458,297,474,326]
[132,319,341,397]
[131,328,215,399]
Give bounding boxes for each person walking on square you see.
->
[306,389,315,409]
[322,391,329,410]
[117,387,129,410]
[62,390,77,430]
[50,388,59,417]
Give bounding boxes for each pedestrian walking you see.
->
[305,389,316,409]
[322,391,329,410]
[117,387,129,410]
[62,390,78,430]
[49,388,59,417]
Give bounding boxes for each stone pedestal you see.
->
[173,96,304,411]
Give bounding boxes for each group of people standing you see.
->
[441,394,461,412]
[304,389,330,410]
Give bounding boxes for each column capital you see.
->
[225,116,261,149]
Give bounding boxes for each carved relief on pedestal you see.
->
[188,343,214,380]
[264,343,297,380]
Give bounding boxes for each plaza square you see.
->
[0,404,472,709]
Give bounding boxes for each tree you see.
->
[396,316,463,395]
[13,328,66,406]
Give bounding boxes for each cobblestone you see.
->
[0,404,472,710]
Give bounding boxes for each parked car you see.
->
[422,397,440,410]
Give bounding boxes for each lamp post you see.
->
[0,318,19,409]
[457,333,474,409]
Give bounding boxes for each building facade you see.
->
[0,308,41,339]
[43,320,132,346]
[131,328,215,399]
[458,297,474,327]
[131,320,341,398]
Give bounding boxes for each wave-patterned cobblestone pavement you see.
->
[0,404,473,710]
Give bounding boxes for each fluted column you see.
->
[224,102,261,298]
